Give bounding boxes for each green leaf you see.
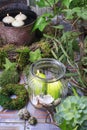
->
[72,87,79,96]
[3,58,16,71]
[29,49,42,62]
[36,0,47,7]
[63,112,74,120]
[83,68,87,73]
[78,11,87,20]
[33,13,52,31]
[43,33,53,39]
[63,9,74,19]
[36,0,59,7]
[33,17,47,31]
[52,25,64,29]
[51,50,58,59]
[62,0,73,8]
[72,7,81,13]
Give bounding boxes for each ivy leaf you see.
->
[33,13,52,32]
[3,58,16,71]
[29,49,42,62]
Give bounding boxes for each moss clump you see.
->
[16,46,30,70]
[39,40,52,58]
[0,84,29,110]
[29,40,52,58]
[0,68,20,87]
[0,48,7,69]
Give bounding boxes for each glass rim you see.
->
[30,58,66,83]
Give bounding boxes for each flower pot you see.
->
[0,3,37,46]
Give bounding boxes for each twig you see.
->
[71,17,79,29]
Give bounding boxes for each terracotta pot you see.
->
[0,3,37,46]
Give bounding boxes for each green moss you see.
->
[0,95,11,107]
[0,84,29,110]
[0,48,7,69]
[39,40,52,58]
[16,46,30,70]
[0,69,20,87]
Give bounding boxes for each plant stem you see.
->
[71,17,79,29]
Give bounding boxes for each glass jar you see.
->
[27,58,67,108]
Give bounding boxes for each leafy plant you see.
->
[33,0,87,90]
[54,96,87,130]
[34,0,87,32]
[33,0,81,64]
[51,30,80,63]
[33,0,60,32]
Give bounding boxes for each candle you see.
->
[15,12,27,21]
[2,14,14,24]
[47,80,63,100]
[33,70,46,95]
[11,19,24,27]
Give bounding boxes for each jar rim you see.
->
[30,58,66,83]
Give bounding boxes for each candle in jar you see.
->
[2,14,14,24]
[15,12,27,21]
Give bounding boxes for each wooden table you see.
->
[0,102,60,130]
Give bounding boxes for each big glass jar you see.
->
[27,58,67,108]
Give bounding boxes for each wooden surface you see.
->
[0,102,61,130]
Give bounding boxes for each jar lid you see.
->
[2,14,15,24]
